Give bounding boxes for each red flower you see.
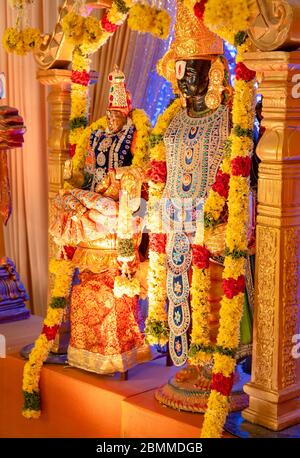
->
[223,275,245,299]
[235,62,256,82]
[192,244,210,269]
[231,156,251,177]
[148,160,167,183]
[101,13,118,33]
[71,69,90,86]
[64,246,76,260]
[194,0,207,20]
[69,144,76,158]
[42,324,59,341]
[212,169,230,198]
[149,233,166,254]
[211,372,234,396]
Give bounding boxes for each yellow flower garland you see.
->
[204,69,254,438]
[71,116,107,174]
[204,154,230,224]
[128,5,171,39]
[70,108,150,178]
[189,146,232,366]
[22,259,74,419]
[2,0,41,55]
[146,98,182,345]
[204,0,256,44]
[189,266,212,364]
[131,109,151,167]
[2,27,41,55]
[200,0,256,438]
[68,46,90,163]
[107,3,127,25]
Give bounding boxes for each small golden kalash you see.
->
[49,66,152,375]
[145,0,255,412]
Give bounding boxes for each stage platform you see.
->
[0,318,233,438]
[0,315,43,355]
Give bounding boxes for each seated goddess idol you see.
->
[49,67,152,375]
[51,66,146,250]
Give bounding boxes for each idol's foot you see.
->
[174,362,213,390]
[155,362,250,413]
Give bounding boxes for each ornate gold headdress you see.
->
[107,65,132,116]
[157,0,223,89]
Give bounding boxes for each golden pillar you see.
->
[37,69,72,256]
[37,69,72,353]
[242,50,300,430]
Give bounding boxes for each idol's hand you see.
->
[95,173,111,194]
[103,169,121,201]
[116,166,148,183]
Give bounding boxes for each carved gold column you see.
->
[37,69,71,203]
[242,50,300,431]
[37,69,72,353]
[37,69,71,264]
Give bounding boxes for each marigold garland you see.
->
[200,0,256,439]
[189,262,211,365]
[70,116,107,174]
[189,142,232,366]
[128,4,171,40]
[22,259,74,419]
[2,27,41,55]
[69,108,150,180]
[145,98,182,346]
[68,47,91,162]
[203,0,257,45]
[203,141,231,228]
[2,0,41,55]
